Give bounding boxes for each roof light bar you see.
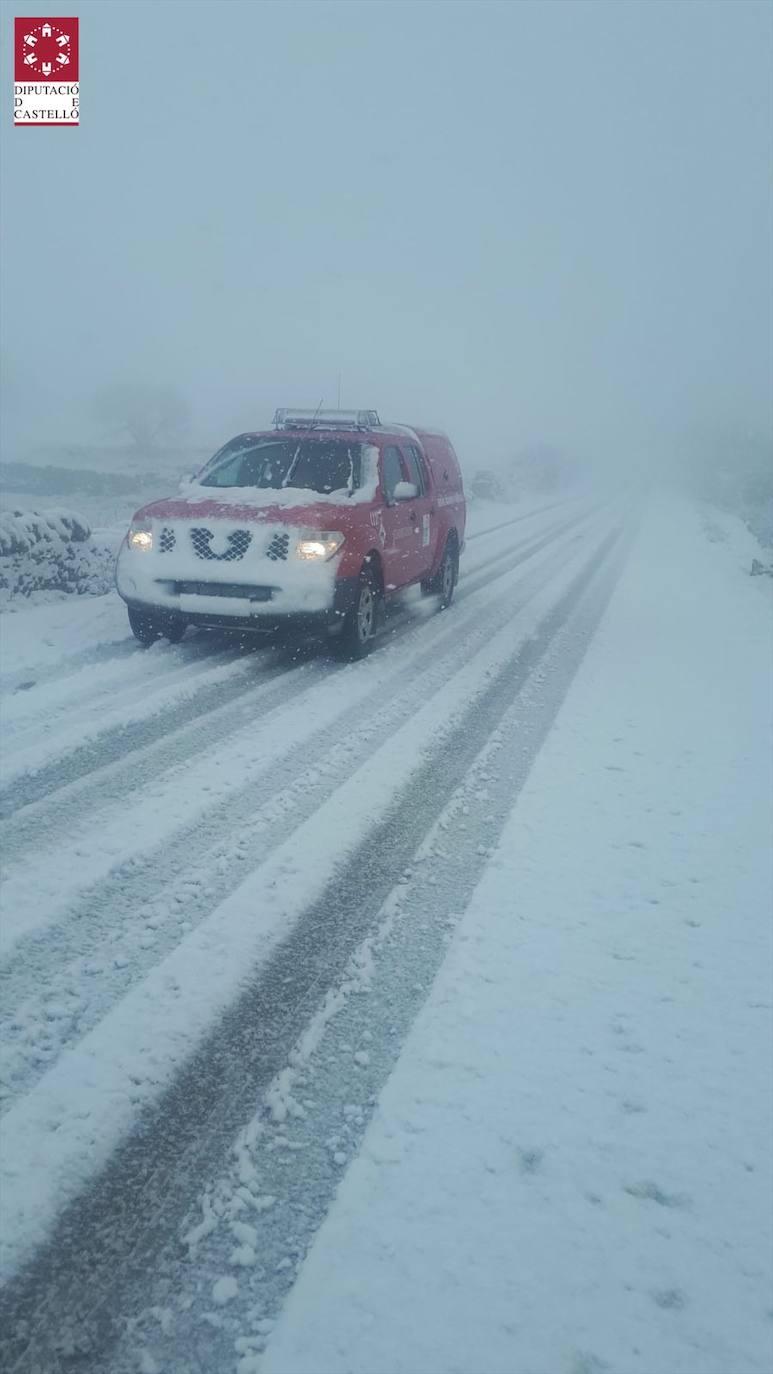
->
[273,408,381,431]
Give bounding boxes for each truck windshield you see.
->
[200,438,362,495]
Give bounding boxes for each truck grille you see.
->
[159,527,176,552]
[190,527,252,561]
[266,531,290,561]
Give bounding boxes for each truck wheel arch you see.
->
[440,527,459,574]
[363,549,385,596]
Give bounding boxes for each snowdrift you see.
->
[0,509,114,602]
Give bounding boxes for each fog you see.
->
[1,0,771,474]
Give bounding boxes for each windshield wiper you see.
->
[282,443,303,488]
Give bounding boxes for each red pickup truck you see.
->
[116,409,467,658]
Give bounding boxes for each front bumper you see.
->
[116,564,359,636]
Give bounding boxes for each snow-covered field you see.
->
[0,492,770,1374]
[0,458,186,563]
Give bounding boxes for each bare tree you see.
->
[94,382,190,451]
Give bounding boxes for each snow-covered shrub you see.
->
[681,428,773,550]
[0,509,114,601]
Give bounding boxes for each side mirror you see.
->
[178,473,196,493]
[393,480,418,502]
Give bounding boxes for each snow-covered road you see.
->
[261,500,773,1374]
[1,494,769,1374]
[0,495,625,1356]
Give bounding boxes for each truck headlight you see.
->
[128,521,153,552]
[296,531,345,561]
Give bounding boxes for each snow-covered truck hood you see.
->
[132,490,360,531]
[116,493,349,615]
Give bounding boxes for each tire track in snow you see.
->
[0,500,600,836]
[464,490,587,542]
[0,648,286,812]
[118,518,637,1374]
[0,641,256,767]
[0,507,607,1107]
[0,627,245,736]
[0,515,632,1372]
[0,496,590,809]
[0,637,138,697]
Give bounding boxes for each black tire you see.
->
[164,617,186,644]
[128,606,186,646]
[331,566,380,660]
[436,538,458,610]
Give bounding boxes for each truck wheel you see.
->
[128,607,186,645]
[437,542,457,609]
[422,538,457,609]
[332,567,380,660]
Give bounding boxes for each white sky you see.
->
[1,0,771,468]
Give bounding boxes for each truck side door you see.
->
[378,444,416,591]
[401,442,437,580]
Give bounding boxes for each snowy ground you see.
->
[262,500,773,1374]
[0,492,770,1374]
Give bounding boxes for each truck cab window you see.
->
[382,446,405,505]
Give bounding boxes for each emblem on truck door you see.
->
[369,509,387,548]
